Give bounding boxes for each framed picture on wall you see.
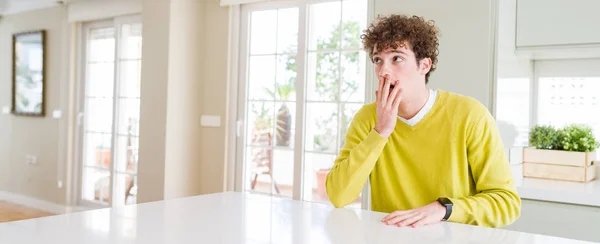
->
[12,30,46,117]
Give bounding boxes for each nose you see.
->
[377,62,392,80]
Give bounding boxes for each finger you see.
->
[411,217,432,228]
[387,84,401,108]
[392,88,404,109]
[381,76,390,105]
[381,210,408,222]
[377,76,385,104]
[397,213,425,227]
[384,211,416,225]
[375,90,380,105]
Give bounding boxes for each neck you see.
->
[397,86,430,120]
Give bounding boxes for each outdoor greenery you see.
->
[252,20,363,152]
[529,124,600,152]
[312,21,362,151]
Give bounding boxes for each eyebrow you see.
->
[372,50,407,56]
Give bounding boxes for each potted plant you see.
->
[95,144,111,168]
[316,167,330,201]
[523,124,600,182]
[265,78,295,147]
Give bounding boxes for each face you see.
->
[371,42,431,97]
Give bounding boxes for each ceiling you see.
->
[0,0,67,15]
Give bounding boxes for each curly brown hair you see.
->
[360,14,440,84]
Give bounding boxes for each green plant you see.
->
[556,124,600,152]
[264,62,295,147]
[529,125,559,149]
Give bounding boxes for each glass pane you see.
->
[302,152,335,202]
[83,132,112,168]
[247,102,275,146]
[341,52,366,102]
[248,55,276,100]
[339,103,362,148]
[305,103,338,153]
[117,98,140,136]
[85,97,113,133]
[250,10,277,55]
[538,77,600,140]
[277,8,299,53]
[116,136,138,174]
[115,174,137,205]
[86,62,114,97]
[120,23,143,60]
[275,55,297,101]
[308,1,341,51]
[341,0,368,49]
[496,78,530,147]
[82,167,111,203]
[272,149,294,198]
[303,152,363,208]
[274,102,295,148]
[307,52,340,101]
[88,27,115,62]
[119,60,141,98]
[245,146,273,195]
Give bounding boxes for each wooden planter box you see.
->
[522,148,597,182]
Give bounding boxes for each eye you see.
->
[372,57,381,64]
[393,56,403,62]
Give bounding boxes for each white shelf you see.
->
[512,164,600,207]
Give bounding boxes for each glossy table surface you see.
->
[0,192,596,244]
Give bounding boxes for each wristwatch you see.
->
[437,197,453,221]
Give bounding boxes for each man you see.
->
[325,14,521,228]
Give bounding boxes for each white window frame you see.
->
[494,58,600,156]
[533,59,600,152]
[75,14,142,208]
[232,0,375,209]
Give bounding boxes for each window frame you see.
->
[75,14,142,209]
[494,58,600,159]
[234,0,375,209]
[533,59,600,159]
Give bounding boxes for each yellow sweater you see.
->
[326,90,521,228]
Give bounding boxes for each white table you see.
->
[0,192,596,244]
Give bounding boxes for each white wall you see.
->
[163,0,205,199]
[497,0,531,79]
[136,0,170,203]
[375,0,495,109]
[67,0,142,22]
[0,6,71,207]
[137,0,231,203]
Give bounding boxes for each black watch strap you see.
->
[437,197,453,221]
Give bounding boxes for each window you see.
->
[495,78,530,147]
[78,16,142,207]
[237,0,369,208]
[495,59,600,159]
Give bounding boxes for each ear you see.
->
[418,58,432,75]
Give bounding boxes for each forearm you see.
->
[326,129,387,208]
[447,187,521,228]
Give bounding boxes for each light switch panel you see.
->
[53,110,62,119]
[201,115,221,127]
[1,106,10,114]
